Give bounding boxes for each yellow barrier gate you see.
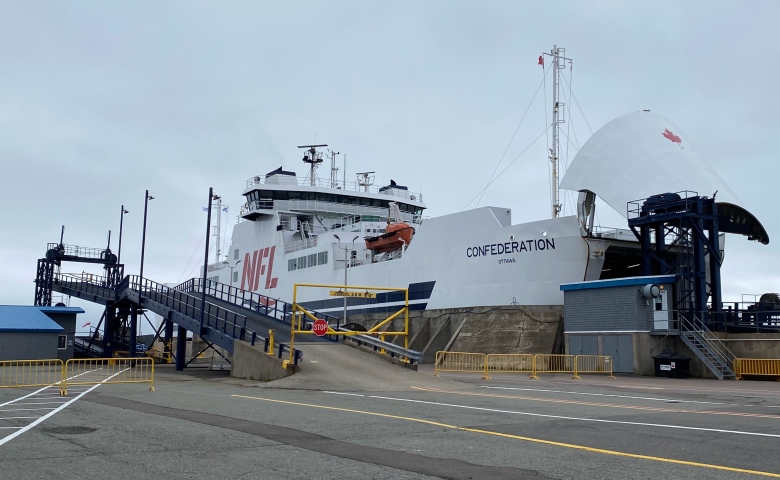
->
[62,358,154,396]
[485,354,534,380]
[434,352,488,379]
[735,358,780,380]
[572,355,616,380]
[0,359,65,394]
[530,354,575,380]
[290,283,411,364]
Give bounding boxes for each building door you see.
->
[602,334,634,373]
[653,290,669,330]
[569,335,598,356]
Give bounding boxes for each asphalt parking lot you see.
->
[1,343,779,480]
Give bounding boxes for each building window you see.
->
[58,335,66,350]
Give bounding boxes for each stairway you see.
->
[679,314,736,379]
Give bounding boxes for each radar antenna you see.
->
[298,144,327,186]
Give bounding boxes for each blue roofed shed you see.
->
[0,305,84,361]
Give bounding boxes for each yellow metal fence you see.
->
[435,352,616,380]
[0,359,64,391]
[484,354,534,380]
[0,358,154,396]
[434,352,489,379]
[573,355,615,380]
[62,358,154,395]
[735,358,780,380]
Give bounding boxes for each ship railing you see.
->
[46,243,113,261]
[589,226,636,241]
[284,237,319,254]
[245,175,423,201]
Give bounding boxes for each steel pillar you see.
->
[104,303,117,358]
[129,305,138,357]
[175,325,187,371]
[164,319,174,360]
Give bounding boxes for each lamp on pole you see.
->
[118,205,129,266]
[139,191,154,285]
[200,188,218,336]
[333,234,360,323]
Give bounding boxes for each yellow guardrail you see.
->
[485,354,534,380]
[572,355,616,380]
[434,352,489,379]
[0,359,65,394]
[735,358,780,380]
[530,354,575,380]
[434,352,616,380]
[62,358,154,395]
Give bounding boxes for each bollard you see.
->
[268,329,275,356]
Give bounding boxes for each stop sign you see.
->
[312,319,329,337]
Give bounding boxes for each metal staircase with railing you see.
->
[51,272,303,366]
[679,314,736,379]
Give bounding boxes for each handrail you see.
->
[680,313,737,371]
[338,327,422,364]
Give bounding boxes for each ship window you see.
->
[234,249,239,260]
[318,251,328,265]
[289,191,301,199]
[299,256,306,268]
[233,271,238,282]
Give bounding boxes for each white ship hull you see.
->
[210,207,604,316]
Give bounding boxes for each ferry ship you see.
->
[203,47,768,317]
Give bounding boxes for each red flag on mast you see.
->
[538,55,544,66]
[82,322,91,328]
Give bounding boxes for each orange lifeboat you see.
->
[365,201,415,253]
[365,222,415,253]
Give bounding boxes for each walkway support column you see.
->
[175,325,187,371]
[129,305,138,356]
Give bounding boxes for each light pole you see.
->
[200,189,218,336]
[139,191,154,285]
[333,234,359,323]
[228,259,242,289]
[118,205,129,265]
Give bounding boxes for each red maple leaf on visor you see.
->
[662,128,682,144]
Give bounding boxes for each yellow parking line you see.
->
[413,386,780,419]
[231,394,780,478]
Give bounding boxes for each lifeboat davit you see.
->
[365,222,414,253]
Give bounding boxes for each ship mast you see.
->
[298,144,327,186]
[544,45,572,219]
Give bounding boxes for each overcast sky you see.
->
[1,1,778,328]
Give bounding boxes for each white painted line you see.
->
[0,368,128,447]
[0,408,56,412]
[323,392,364,397]
[366,395,780,439]
[0,387,55,408]
[480,386,727,405]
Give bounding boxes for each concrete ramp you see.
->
[261,342,436,392]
